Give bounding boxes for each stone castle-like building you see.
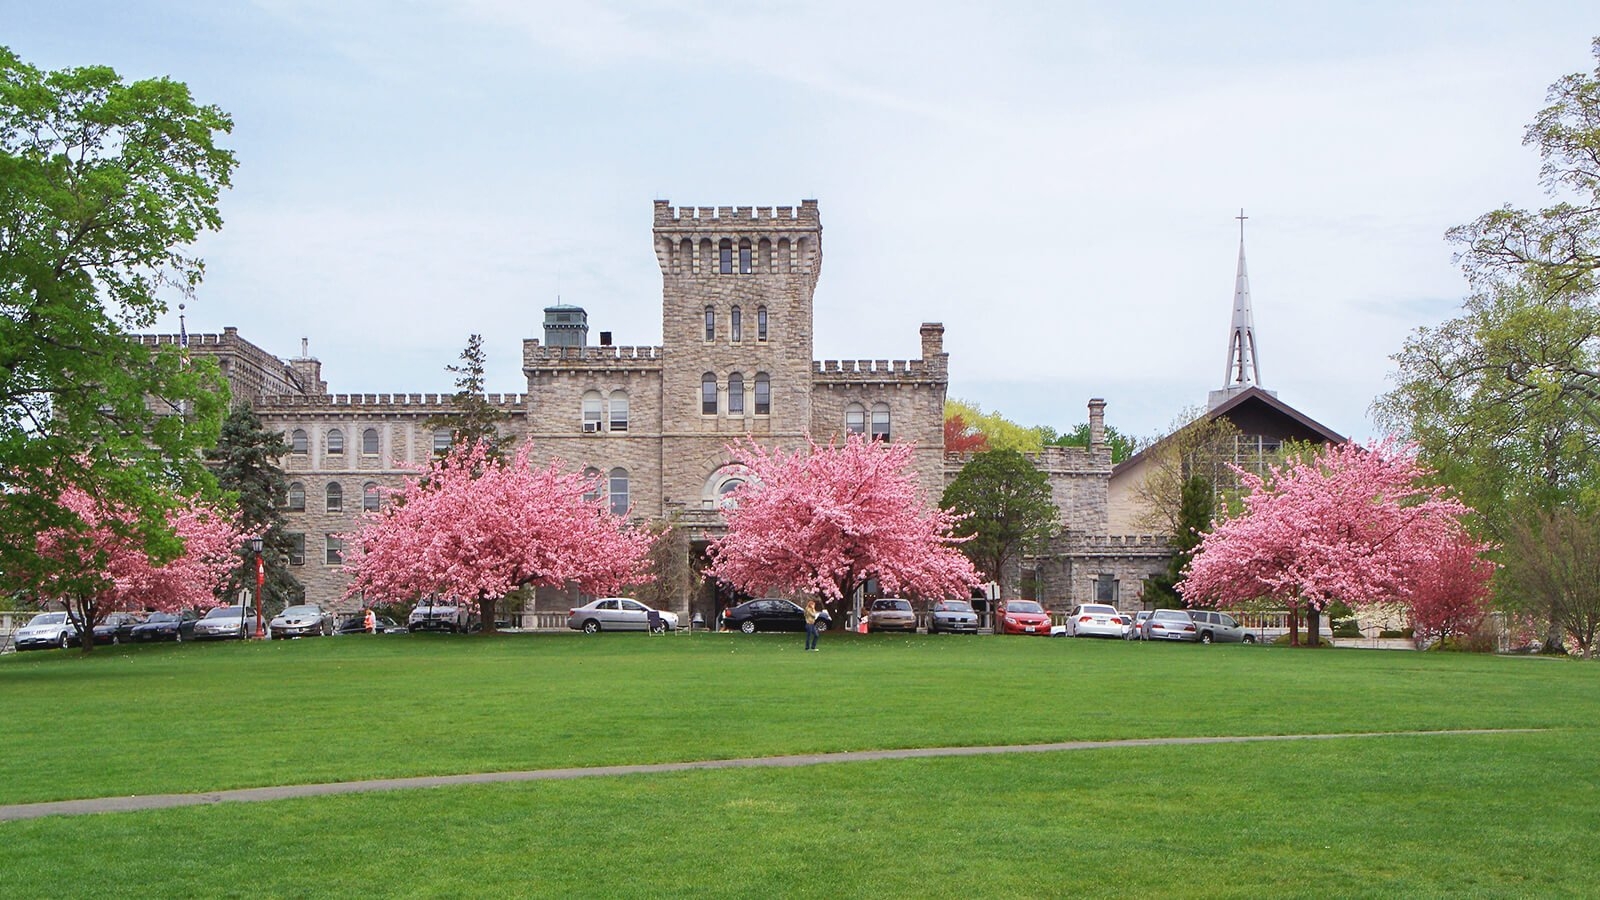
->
[144,200,1333,622]
[156,201,954,621]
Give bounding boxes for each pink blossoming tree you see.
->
[30,486,244,651]
[343,440,655,631]
[706,435,981,613]
[1402,531,1497,647]
[1179,440,1493,646]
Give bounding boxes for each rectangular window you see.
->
[757,307,768,341]
[754,376,770,415]
[325,535,343,566]
[704,308,715,342]
[1095,574,1117,604]
[288,533,305,567]
[719,244,733,274]
[702,378,718,415]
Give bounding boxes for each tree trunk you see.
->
[478,596,497,635]
[1305,606,1320,647]
[1287,604,1300,647]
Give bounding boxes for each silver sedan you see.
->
[567,598,680,633]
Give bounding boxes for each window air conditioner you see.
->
[582,422,600,433]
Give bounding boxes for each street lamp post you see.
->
[251,536,265,639]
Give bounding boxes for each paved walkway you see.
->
[0,728,1539,822]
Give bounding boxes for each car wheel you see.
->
[58,631,71,650]
[1242,633,1257,644]
[1201,631,1213,644]
[740,620,757,634]
[582,619,601,634]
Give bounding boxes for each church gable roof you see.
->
[1111,386,1345,480]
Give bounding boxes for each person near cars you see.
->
[364,607,376,634]
[804,600,821,651]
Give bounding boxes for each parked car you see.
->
[1189,609,1256,644]
[269,604,336,639]
[1116,611,1137,639]
[92,612,145,645]
[1065,604,1126,638]
[866,598,917,633]
[927,598,979,634]
[335,614,407,635]
[720,598,813,634]
[567,598,680,633]
[408,600,475,633]
[13,611,85,651]
[1142,609,1199,642]
[129,610,202,642]
[1126,610,1153,640]
[997,600,1052,635]
[190,606,260,641]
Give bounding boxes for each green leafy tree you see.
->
[1040,422,1139,463]
[205,406,304,612]
[427,334,509,458]
[1375,38,1600,651]
[944,399,1043,453]
[941,448,1058,598]
[1141,474,1215,608]
[0,47,235,587]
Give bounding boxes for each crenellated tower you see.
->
[653,200,822,440]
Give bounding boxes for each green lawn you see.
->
[2,633,1596,896]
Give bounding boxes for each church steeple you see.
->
[1208,209,1275,409]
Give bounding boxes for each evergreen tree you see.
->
[1142,474,1215,608]
[205,406,303,611]
[427,334,509,459]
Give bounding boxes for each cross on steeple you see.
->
[1208,209,1273,409]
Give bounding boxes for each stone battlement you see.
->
[812,358,937,379]
[523,343,665,370]
[653,200,819,229]
[255,393,527,410]
[945,444,1108,474]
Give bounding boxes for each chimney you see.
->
[599,331,612,346]
[919,322,944,360]
[1088,398,1106,449]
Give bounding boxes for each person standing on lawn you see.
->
[804,599,821,651]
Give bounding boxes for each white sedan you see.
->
[567,598,680,633]
[1065,604,1128,638]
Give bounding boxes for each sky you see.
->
[7,1,1599,442]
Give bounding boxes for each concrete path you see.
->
[0,728,1540,822]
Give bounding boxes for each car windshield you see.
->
[1007,601,1043,613]
[144,613,177,623]
[28,613,66,625]
[280,606,317,616]
[204,607,247,619]
[941,601,973,613]
[873,600,911,611]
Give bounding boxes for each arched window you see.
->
[327,428,344,455]
[845,403,866,435]
[757,306,768,342]
[609,390,629,432]
[730,305,742,342]
[362,428,379,455]
[717,477,745,509]
[608,467,630,516]
[701,373,718,415]
[582,390,603,432]
[582,467,602,503]
[719,238,733,274]
[871,403,892,441]
[777,238,791,273]
[286,482,305,512]
[704,306,715,342]
[758,238,773,272]
[738,238,752,274]
[433,428,453,454]
[728,372,744,414]
[326,482,343,513]
[291,429,308,455]
[362,482,381,512]
[754,372,770,415]
[680,237,693,274]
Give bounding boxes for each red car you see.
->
[998,600,1052,635]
